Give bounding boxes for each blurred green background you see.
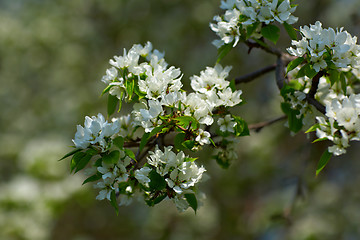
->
[1,0,360,239]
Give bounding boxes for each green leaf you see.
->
[286,57,304,73]
[126,79,135,101]
[328,69,339,86]
[59,148,82,161]
[246,22,260,39]
[340,72,347,95]
[153,193,167,205]
[281,102,303,133]
[118,90,124,112]
[229,79,236,92]
[184,193,198,213]
[102,150,120,165]
[261,25,280,44]
[214,154,231,169]
[217,41,234,63]
[113,136,124,149]
[70,152,86,172]
[175,116,200,130]
[174,132,186,151]
[182,140,195,150]
[209,138,216,147]
[148,170,166,191]
[107,94,119,117]
[184,157,198,162]
[101,84,112,96]
[303,64,317,79]
[82,172,102,185]
[305,123,320,133]
[283,22,298,40]
[134,83,147,99]
[124,148,136,161]
[139,132,150,153]
[312,137,328,143]
[233,116,250,137]
[74,153,92,173]
[110,190,119,216]
[316,149,332,176]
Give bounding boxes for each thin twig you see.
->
[245,39,282,57]
[305,71,326,114]
[235,64,276,84]
[248,115,287,132]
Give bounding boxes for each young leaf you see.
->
[312,137,328,143]
[148,170,166,191]
[175,116,199,130]
[281,103,303,133]
[261,25,280,44]
[184,193,198,213]
[59,148,82,161]
[217,42,234,63]
[101,85,112,96]
[124,148,136,161]
[283,22,298,40]
[305,123,320,133]
[233,116,250,137]
[303,64,317,79]
[153,193,167,205]
[286,57,304,73]
[107,94,119,117]
[246,22,260,39]
[316,149,332,176]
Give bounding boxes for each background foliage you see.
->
[1,0,360,239]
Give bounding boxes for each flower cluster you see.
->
[64,42,246,213]
[210,0,298,48]
[73,113,121,151]
[135,146,206,212]
[287,21,360,72]
[316,94,360,155]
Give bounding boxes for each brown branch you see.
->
[245,39,282,57]
[235,64,276,84]
[248,115,287,132]
[305,71,326,114]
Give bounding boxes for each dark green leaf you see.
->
[113,136,124,149]
[174,132,186,151]
[283,22,298,40]
[340,72,347,95]
[303,64,317,78]
[102,150,120,165]
[153,193,167,205]
[148,170,166,191]
[82,172,102,185]
[59,148,82,161]
[229,79,236,92]
[110,190,119,215]
[184,193,198,213]
[217,42,234,63]
[70,152,86,172]
[328,69,339,86]
[261,25,280,44]
[316,149,332,176]
[139,132,150,153]
[286,57,304,73]
[74,154,92,173]
[107,94,119,117]
[182,140,195,150]
[281,102,303,133]
[246,22,260,39]
[85,148,98,156]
